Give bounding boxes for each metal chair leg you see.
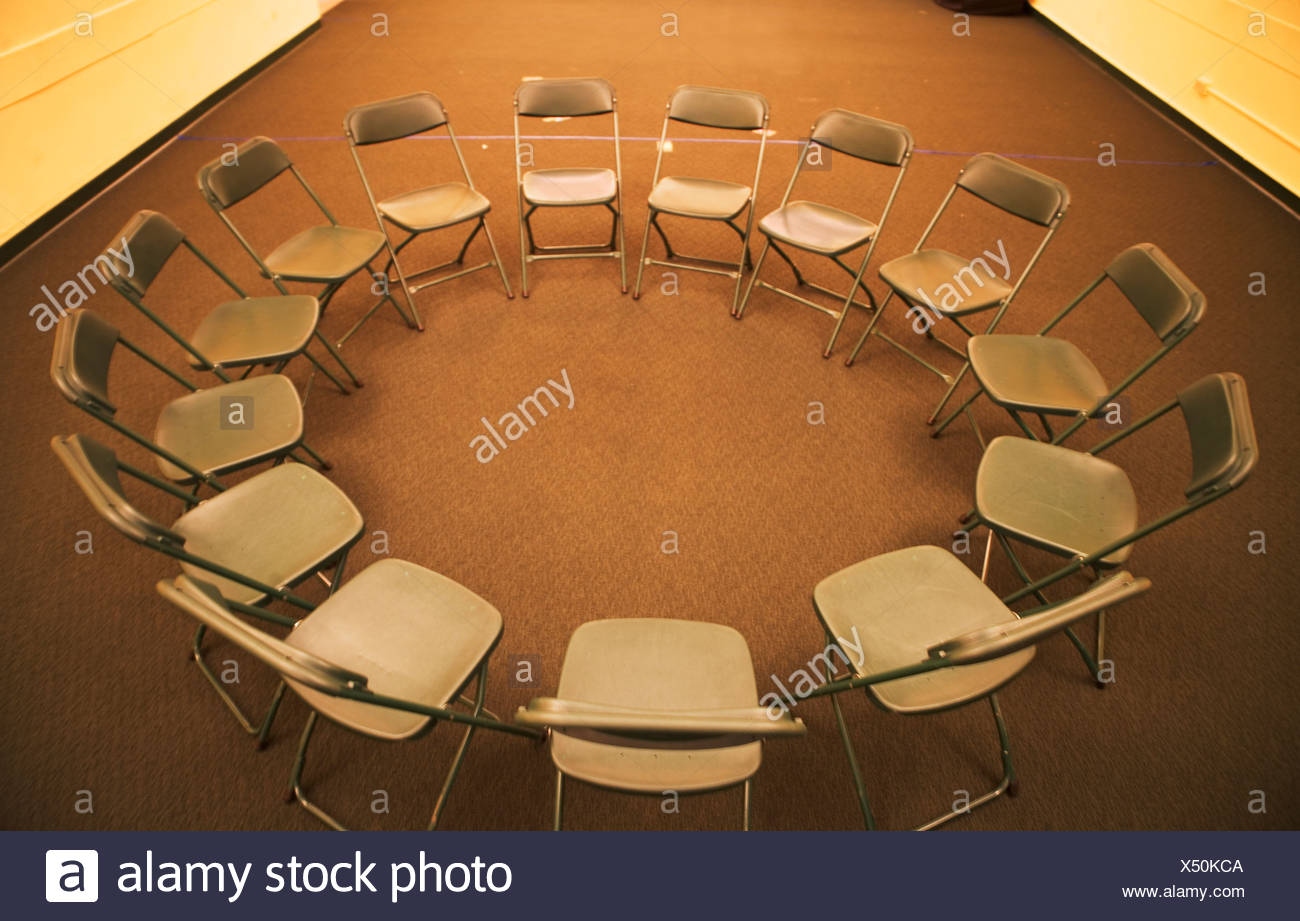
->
[927,360,972,425]
[742,779,752,831]
[845,290,896,366]
[553,771,565,831]
[312,330,362,389]
[915,693,1016,830]
[829,689,876,830]
[734,238,772,319]
[631,207,655,299]
[481,220,515,299]
[932,386,983,438]
[191,625,287,749]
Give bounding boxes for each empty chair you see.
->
[157,563,544,828]
[345,91,513,329]
[51,309,328,490]
[844,153,1069,426]
[632,85,771,313]
[513,77,625,296]
[805,546,1149,829]
[968,372,1257,676]
[515,618,805,829]
[735,108,914,358]
[933,243,1205,446]
[52,433,364,744]
[196,135,404,363]
[102,210,354,396]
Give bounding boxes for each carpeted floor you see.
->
[2,0,1297,831]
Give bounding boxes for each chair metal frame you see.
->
[157,574,544,830]
[513,77,626,296]
[52,434,362,747]
[734,108,914,358]
[932,242,1205,448]
[196,136,405,367]
[345,91,513,333]
[962,372,1257,680]
[844,153,1069,427]
[632,85,771,313]
[805,569,1149,829]
[51,310,329,491]
[105,210,352,396]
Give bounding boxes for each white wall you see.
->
[0,0,320,248]
[1033,0,1300,199]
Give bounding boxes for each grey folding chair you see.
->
[105,210,353,396]
[516,618,805,830]
[735,108,914,358]
[51,309,329,491]
[513,77,625,296]
[966,372,1257,679]
[805,546,1149,829]
[844,153,1069,426]
[632,85,770,313]
[52,433,364,745]
[196,135,406,363]
[933,243,1205,447]
[345,91,513,328]
[157,563,544,829]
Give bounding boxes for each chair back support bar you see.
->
[51,434,186,546]
[197,136,293,210]
[810,109,912,166]
[1179,372,1258,498]
[345,91,447,145]
[666,84,768,130]
[515,77,615,117]
[1105,242,1206,341]
[955,153,1069,227]
[928,572,1149,667]
[515,697,805,744]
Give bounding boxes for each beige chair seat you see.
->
[189,295,319,369]
[173,462,364,606]
[813,546,1035,714]
[968,335,1109,415]
[153,374,303,482]
[263,225,387,283]
[879,248,1012,315]
[550,619,763,794]
[287,559,503,741]
[648,176,752,220]
[759,200,878,255]
[522,168,617,206]
[976,437,1137,566]
[379,182,491,232]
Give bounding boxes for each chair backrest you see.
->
[1104,243,1205,341]
[197,136,293,210]
[157,575,368,695]
[51,434,185,546]
[345,91,448,145]
[106,210,186,297]
[928,571,1149,667]
[50,309,119,415]
[666,85,768,131]
[810,108,912,167]
[955,153,1069,226]
[515,77,615,117]
[1178,372,1258,499]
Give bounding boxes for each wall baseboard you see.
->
[1029,7,1299,220]
[0,19,321,270]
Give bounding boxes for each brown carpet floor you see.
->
[2,0,1297,831]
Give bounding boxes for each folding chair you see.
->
[933,243,1205,447]
[104,210,353,396]
[844,153,1069,426]
[345,91,513,327]
[515,618,805,830]
[513,77,625,296]
[805,546,1149,829]
[966,372,1257,678]
[51,309,329,491]
[632,85,770,313]
[157,563,544,829]
[735,108,914,358]
[196,136,407,363]
[52,433,364,745]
